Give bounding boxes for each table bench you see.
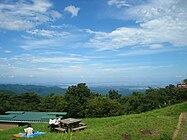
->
[79,122,86,126]
[72,126,87,131]
[54,127,66,132]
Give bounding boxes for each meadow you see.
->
[0,101,187,140]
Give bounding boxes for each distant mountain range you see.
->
[0,84,147,96]
[0,84,66,96]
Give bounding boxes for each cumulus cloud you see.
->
[0,0,62,30]
[86,0,187,51]
[64,5,80,17]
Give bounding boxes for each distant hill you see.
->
[0,89,16,95]
[0,84,147,96]
[89,85,147,95]
[0,84,66,96]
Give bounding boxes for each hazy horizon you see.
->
[0,0,187,85]
[0,80,181,88]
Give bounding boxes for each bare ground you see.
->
[0,123,18,131]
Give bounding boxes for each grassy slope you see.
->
[0,101,187,140]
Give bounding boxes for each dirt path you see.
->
[0,123,18,130]
[172,112,187,140]
[183,113,187,140]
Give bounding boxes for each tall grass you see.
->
[0,101,187,140]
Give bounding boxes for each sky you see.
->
[0,0,187,86]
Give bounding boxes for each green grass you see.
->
[1,102,187,140]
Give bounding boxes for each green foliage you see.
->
[0,84,66,95]
[86,96,122,117]
[0,93,12,114]
[41,94,68,112]
[183,78,187,84]
[65,83,92,117]
[108,90,121,100]
[0,83,187,119]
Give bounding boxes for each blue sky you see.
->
[0,0,187,86]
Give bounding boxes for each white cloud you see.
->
[108,0,131,8]
[0,56,173,84]
[64,5,80,17]
[20,39,59,50]
[108,0,144,8]
[0,49,13,53]
[0,0,62,30]
[97,65,172,72]
[127,0,187,23]
[0,54,89,65]
[149,44,163,49]
[86,27,145,51]
[31,56,89,63]
[21,28,87,50]
[9,75,15,78]
[175,75,183,78]
[50,24,74,29]
[118,47,179,57]
[20,36,79,50]
[4,50,13,53]
[26,29,70,37]
[86,0,187,51]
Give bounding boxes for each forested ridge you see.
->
[0,83,187,118]
[0,84,145,95]
[0,84,66,95]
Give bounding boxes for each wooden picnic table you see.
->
[61,118,81,132]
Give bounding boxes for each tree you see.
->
[41,94,68,112]
[65,83,92,117]
[0,93,12,114]
[86,96,122,117]
[183,78,187,84]
[18,92,42,111]
[108,90,121,100]
[65,83,91,103]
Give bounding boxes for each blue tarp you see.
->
[19,131,46,138]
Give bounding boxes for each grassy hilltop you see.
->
[0,101,187,140]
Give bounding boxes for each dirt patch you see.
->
[0,123,18,130]
[121,133,131,140]
[140,129,153,135]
